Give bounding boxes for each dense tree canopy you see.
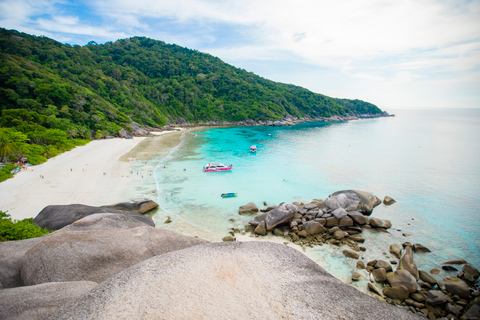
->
[0,27,383,169]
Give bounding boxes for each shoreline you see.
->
[0,130,184,221]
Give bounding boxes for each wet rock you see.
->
[426,290,447,306]
[459,264,480,283]
[444,277,470,299]
[375,260,393,272]
[386,269,419,294]
[349,235,365,243]
[372,268,387,283]
[222,236,235,242]
[265,202,298,230]
[419,270,437,286]
[338,216,354,227]
[411,292,426,303]
[398,246,419,280]
[389,244,402,259]
[443,259,467,265]
[352,271,365,281]
[343,249,360,259]
[430,268,441,275]
[384,285,410,301]
[368,217,392,229]
[357,261,366,269]
[402,242,413,248]
[383,196,396,205]
[347,211,368,225]
[325,217,340,227]
[304,221,327,235]
[239,202,259,215]
[443,265,458,272]
[164,216,172,223]
[254,221,267,236]
[413,243,431,253]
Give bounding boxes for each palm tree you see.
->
[0,134,14,163]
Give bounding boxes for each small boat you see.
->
[250,145,257,153]
[203,163,233,172]
[221,193,237,198]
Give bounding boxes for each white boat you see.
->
[250,145,257,153]
[203,163,233,172]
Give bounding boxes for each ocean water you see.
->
[150,108,480,284]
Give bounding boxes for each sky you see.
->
[1,0,479,110]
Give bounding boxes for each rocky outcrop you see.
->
[33,204,155,230]
[327,190,381,215]
[59,212,155,232]
[20,226,208,286]
[0,281,97,320]
[101,198,158,214]
[44,242,421,320]
[265,202,297,230]
[238,202,258,215]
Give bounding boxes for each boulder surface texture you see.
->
[45,242,422,320]
[33,204,155,230]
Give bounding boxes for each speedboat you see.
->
[203,163,233,172]
[221,193,237,198]
[250,145,257,153]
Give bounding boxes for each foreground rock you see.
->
[0,281,97,320]
[34,204,155,230]
[45,242,421,320]
[20,226,208,286]
[101,198,158,214]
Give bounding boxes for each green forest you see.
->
[0,27,383,175]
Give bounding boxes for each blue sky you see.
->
[1,0,479,109]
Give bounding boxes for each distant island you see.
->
[0,27,389,170]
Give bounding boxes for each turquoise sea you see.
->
[149,108,480,285]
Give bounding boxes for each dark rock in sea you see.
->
[398,246,419,280]
[343,249,360,259]
[389,243,402,259]
[443,276,471,299]
[222,236,235,242]
[418,270,437,286]
[459,264,480,283]
[368,217,392,229]
[164,216,172,223]
[333,230,348,240]
[20,226,208,286]
[349,235,365,243]
[430,268,441,275]
[443,259,467,265]
[383,196,396,206]
[357,260,366,269]
[0,281,97,320]
[372,268,387,283]
[413,243,431,253]
[33,204,154,230]
[402,241,413,248]
[375,260,393,272]
[265,202,298,230]
[442,265,458,272]
[101,198,159,214]
[238,202,259,215]
[386,269,419,294]
[43,242,422,320]
[426,290,447,306]
[352,271,365,281]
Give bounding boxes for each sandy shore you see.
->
[0,130,183,221]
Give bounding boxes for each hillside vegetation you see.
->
[0,28,383,170]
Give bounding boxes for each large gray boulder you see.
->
[0,281,97,320]
[265,202,298,230]
[33,204,155,230]
[0,237,43,288]
[238,202,259,215]
[327,190,381,215]
[45,242,422,320]
[101,198,158,214]
[20,226,208,286]
[59,213,154,232]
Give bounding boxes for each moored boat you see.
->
[221,193,237,198]
[203,163,233,172]
[250,145,257,153]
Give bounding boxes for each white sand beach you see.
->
[0,131,183,221]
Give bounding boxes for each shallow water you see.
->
[149,108,480,284]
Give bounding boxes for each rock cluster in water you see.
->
[234,190,480,319]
